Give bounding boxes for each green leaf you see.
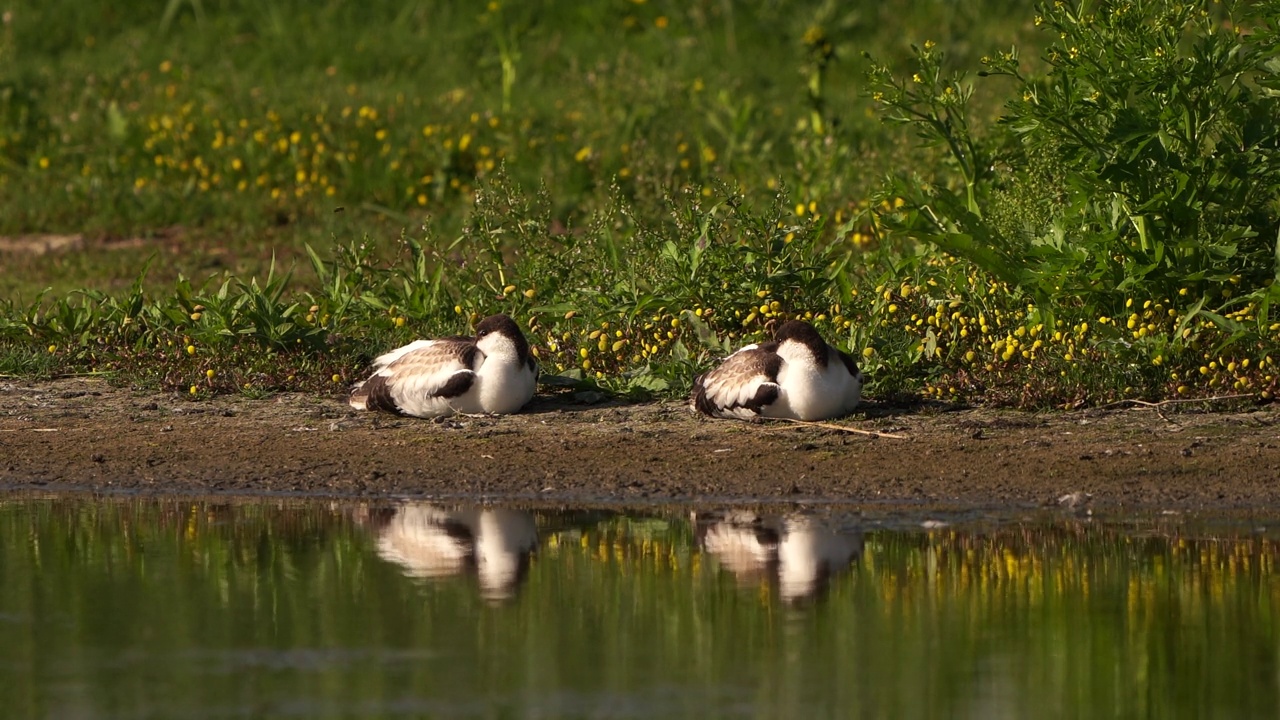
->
[106,102,128,142]
[1198,309,1243,334]
[919,232,1020,287]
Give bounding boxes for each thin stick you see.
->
[1093,393,1254,411]
[768,417,909,439]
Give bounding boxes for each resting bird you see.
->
[695,511,863,604]
[349,313,537,418]
[691,319,862,421]
[372,503,538,602]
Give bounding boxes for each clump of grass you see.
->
[2,0,1277,408]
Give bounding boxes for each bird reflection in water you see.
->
[695,510,863,604]
[364,503,538,602]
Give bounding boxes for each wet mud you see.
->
[2,378,1279,510]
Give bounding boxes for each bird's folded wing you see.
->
[386,340,482,393]
[353,340,483,412]
[694,345,783,415]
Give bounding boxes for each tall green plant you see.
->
[867,0,1280,322]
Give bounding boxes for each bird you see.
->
[695,511,863,604]
[371,503,539,602]
[349,313,537,418]
[691,319,862,421]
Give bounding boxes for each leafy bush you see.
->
[866,0,1280,351]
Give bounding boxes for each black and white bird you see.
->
[691,319,862,421]
[695,511,863,603]
[349,313,537,418]
[372,503,539,602]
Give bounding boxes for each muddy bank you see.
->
[2,378,1278,509]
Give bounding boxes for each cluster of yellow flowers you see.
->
[129,89,511,209]
[841,258,1280,402]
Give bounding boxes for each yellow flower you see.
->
[206,369,216,379]
[186,344,196,356]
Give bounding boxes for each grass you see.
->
[1,0,1277,408]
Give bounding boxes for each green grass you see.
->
[1,0,1277,407]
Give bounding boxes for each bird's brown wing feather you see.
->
[692,344,783,417]
[352,340,481,413]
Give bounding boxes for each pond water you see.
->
[1,497,1277,719]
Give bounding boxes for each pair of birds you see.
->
[348,313,863,421]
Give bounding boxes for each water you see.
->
[1,497,1277,719]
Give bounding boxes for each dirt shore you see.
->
[2,377,1279,510]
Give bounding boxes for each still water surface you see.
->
[1,497,1277,718]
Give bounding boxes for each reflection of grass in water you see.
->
[1,498,1277,717]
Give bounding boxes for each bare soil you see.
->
[2,378,1279,510]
